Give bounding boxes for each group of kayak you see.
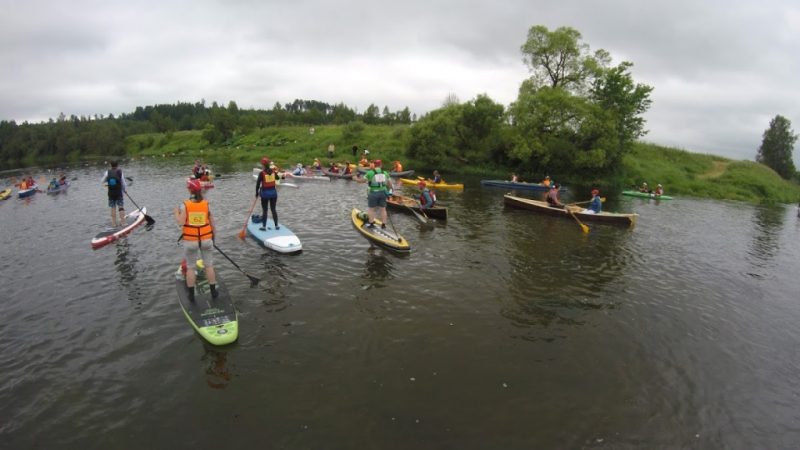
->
[0,174,71,200]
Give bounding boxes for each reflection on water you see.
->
[746,205,784,278]
[361,248,395,283]
[203,345,233,389]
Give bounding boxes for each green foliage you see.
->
[342,121,365,144]
[756,115,797,179]
[622,142,800,203]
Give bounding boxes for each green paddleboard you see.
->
[175,262,238,345]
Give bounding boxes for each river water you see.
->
[1,160,799,449]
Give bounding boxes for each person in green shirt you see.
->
[356,159,393,228]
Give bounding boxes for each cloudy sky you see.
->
[2,0,799,162]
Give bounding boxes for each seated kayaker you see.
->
[511,173,519,182]
[393,161,403,172]
[418,181,436,209]
[59,175,67,185]
[581,189,603,214]
[48,178,59,190]
[343,162,353,175]
[19,179,29,190]
[359,156,369,167]
[545,183,563,208]
[653,184,664,196]
[639,182,650,193]
[312,158,322,170]
[292,163,306,176]
[329,162,339,173]
[432,170,442,184]
[542,175,551,187]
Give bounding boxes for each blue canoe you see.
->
[246,214,302,254]
[18,185,38,198]
[481,180,567,192]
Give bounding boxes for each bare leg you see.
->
[380,207,388,224]
[118,208,125,224]
[186,267,196,288]
[206,266,217,285]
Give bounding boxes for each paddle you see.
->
[385,210,402,243]
[238,197,258,240]
[405,203,428,225]
[123,191,155,225]
[566,205,590,234]
[567,197,607,206]
[213,243,260,287]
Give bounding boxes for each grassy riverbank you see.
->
[123,126,800,205]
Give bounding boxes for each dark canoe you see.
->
[503,194,637,227]
[356,167,415,177]
[321,168,354,180]
[481,179,567,192]
[387,194,448,220]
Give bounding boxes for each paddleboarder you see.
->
[101,160,127,227]
[356,159,392,229]
[255,157,279,231]
[174,179,218,300]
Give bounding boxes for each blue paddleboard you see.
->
[246,215,302,254]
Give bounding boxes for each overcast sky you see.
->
[2,0,799,162]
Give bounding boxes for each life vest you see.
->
[368,168,387,191]
[260,170,277,190]
[182,199,213,241]
[107,169,122,195]
[394,162,403,172]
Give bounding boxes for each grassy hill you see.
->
[124,126,800,205]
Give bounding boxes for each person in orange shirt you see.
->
[174,178,217,300]
[393,160,403,173]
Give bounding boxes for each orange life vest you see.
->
[182,199,213,241]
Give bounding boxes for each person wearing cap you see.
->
[174,178,217,300]
[292,163,306,176]
[312,158,322,171]
[582,189,603,214]
[101,160,128,227]
[432,170,442,184]
[255,157,280,232]
[542,175,551,187]
[545,183,563,208]
[418,180,435,209]
[356,159,392,228]
[639,182,650,193]
[653,183,664,196]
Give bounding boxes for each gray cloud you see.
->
[1,0,798,163]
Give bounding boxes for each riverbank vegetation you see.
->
[2,24,798,205]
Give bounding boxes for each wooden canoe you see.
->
[503,194,637,227]
[387,194,448,220]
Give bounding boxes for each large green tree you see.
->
[756,115,797,179]
[510,25,652,179]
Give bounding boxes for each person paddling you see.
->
[653,183,664,196]
[432,170,442,184]
[581,189,603,214]
[545,183,564,208]
[418,180,436,209]
[356,159,392,228]
[255,157,279,231]
[174,179,218,300]
[101,160,127,227]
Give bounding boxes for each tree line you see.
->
[0,99,414,169]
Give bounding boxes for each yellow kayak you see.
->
[398,178,464,191]
[0,188,12,200]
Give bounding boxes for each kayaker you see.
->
[312,158,322,171]
[653,184,664,196]
[58,174,67,185]
[393,161,404,173]
[639,182,650,193]
[292,163,306,176]
[48,178,59,190]
[418,181,436,209]
[255,157,280,231]
[101,160,127,227]
[329,162,340,173]
[432,170,443,184]
[511,173,519,182]
[343,162,353,175]
[356,159,392,228]
[545,183,564,208]
[582,189,603,214]
[19,178,29,190]
[174,179,217,300]
[192,160,204,179]
[542,175,551,187]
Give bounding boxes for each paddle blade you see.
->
[580,223,590,234]
[237,228,246,240]
[247,274,260,287]
[144,214,156,225]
